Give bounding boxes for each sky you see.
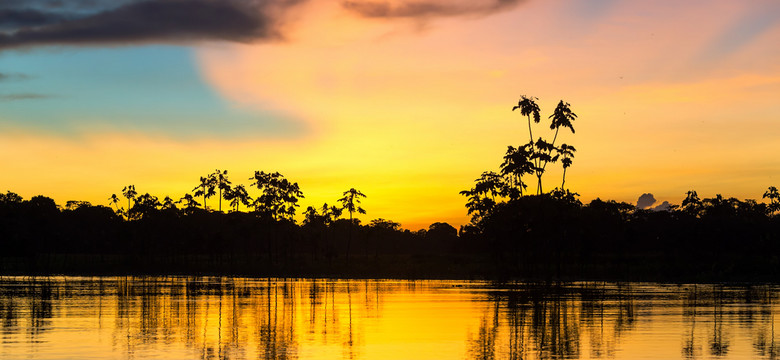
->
[1,0,779,230]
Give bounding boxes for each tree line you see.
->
[1,95,780,280]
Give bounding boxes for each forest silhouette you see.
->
[1,96,779,281]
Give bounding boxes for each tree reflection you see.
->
[1,279,780,359]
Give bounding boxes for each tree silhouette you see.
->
[511,97,577,195]
[161,196,177,211]
[339,188,367,224]
[338,188,367,263]
[513,95,541,144]
[460,172,506,223]
[682,190,703,216]
[121,185,137,220]
[129,193,161,220]
[225,184,252,212]
[250,171,304,220]
[500,145,534,198]
[192,175,216,211]
[212,169,232,212]
[763,186,779,216]
[531,138,558,194]
[558,144,576,190]
[549,100,577,146]
[177,193,201,215]
[108,194,122,214]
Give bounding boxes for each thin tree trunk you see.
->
[346,212,353,264]
[561,167,567,190]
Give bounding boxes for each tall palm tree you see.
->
[558,144,576,190]
[193,175,216,211]
[108,193,122,213]
[121,185,137,219]
[212,169,232,212]
[338,188,367,224]
[513,96,542,193]
[338,188,366,263]
[512,95,541,144]
[549,100,577,147]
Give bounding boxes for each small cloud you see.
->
[636,193,656,209]
[0,72,30,81]
[0,93,53,101]
[651,201,671,212]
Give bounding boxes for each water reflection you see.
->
[0,278,779,359]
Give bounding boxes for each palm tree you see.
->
[108,193,122,214]
[338,188,366,263]
[121,185,137,219]
[558,144,576,190]
[338,188,367,224]
[192,175,216,211]
[548,100,577,147]
[212,169,232,212]
[512,95,541,144]
[226,184,252,212]
[513,96,542,193]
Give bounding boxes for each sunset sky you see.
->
[1,0,779,229]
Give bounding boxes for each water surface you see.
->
[1,277,778,359]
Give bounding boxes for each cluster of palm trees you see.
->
[461,96,578,220]
[109,170,367,222]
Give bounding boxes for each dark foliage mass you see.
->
[1,188,779,281]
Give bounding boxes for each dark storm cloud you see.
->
[636,193,656,210]
[342,0,523,19]
[0,9,72,29]
[0,0,304,50]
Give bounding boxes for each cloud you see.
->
[0,93,53,101]
[0,0,305,50]
[341,0,523,19]
[0,72,30,81]
[636,193,656,209]
[651,201,671,212]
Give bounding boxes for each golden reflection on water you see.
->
[0,278,779,359]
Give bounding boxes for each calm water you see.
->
[0,277,779,359]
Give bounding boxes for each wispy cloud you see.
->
[0,0,305,50]
[341,0,523,19]
[0,93,53,101]
[0,72,30,81]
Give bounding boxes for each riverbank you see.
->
[4,253,778,283]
